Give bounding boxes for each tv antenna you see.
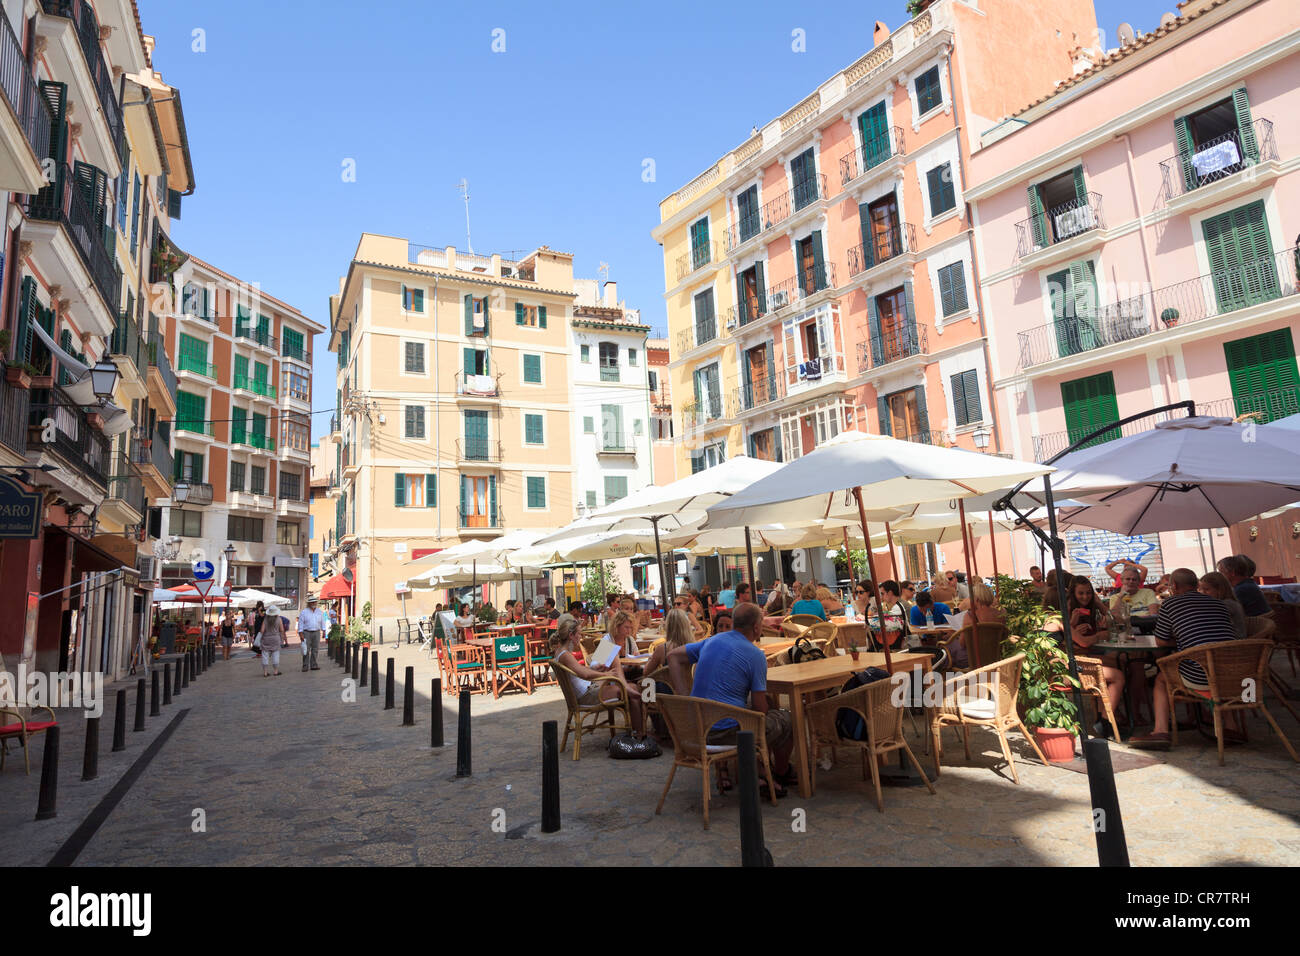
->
[456,179,473,254]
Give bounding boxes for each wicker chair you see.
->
[0,705,57,775]
[1267,603,1299,676]
[654,695,778,829]
[806,678,935,811]
[802,620,839,653]
[550,660,632,760]
[578,634,601,662]
[1246,617,1300,724]
[780,614,826,638]
[1156,638,1298,765]
[1075,655,1122,742]
[929,653,1049,784]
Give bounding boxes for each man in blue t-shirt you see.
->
[717,578,739,610]
[668,603,794,792]
[909,590,952,628]
[1217,555,1270,617]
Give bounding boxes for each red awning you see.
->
[319,575,353,599]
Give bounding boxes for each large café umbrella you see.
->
[406,530,554,604]
[703,431,1052,671]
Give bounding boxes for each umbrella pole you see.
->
[852,487,892,673]
[990,510,1001,602]
[652,517,669,614]
[1206,528,1218,570]
[841,527,853,583]
[970,523,981,579]
[958,499,979,667]
[472,560,477,609]
[744,526,756,599]
[884,522,901,583]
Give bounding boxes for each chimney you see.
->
[491,253,501,276]
[1069,34,1100,74]
[602,281,617,308]
[445,245,457,270]
[873,20,889,47]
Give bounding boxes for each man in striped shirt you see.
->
[1131,568,1235,750]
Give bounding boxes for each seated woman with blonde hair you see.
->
[643,609,695,691]
[968,582,1006,625]
[816,585,844,615]
[790,583,827,621]
[550,617,644,737]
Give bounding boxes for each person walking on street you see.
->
[297,595,326,671]
[259,608,286,676]
[219,612,235,661]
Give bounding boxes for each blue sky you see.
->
[138,0,1179,441]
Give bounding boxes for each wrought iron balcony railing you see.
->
[838,127,905,185]
[0,10,51,162]
[146,330,177,401]
[1151,247,1297,329]
[130,425,172,480]
[847,222,916,277]
[1159,118,1276,201]
[1015,191,1105,258]
[27,386,108,486]
[25,161,122,314]
[234,326,277,351]
[676,316,718,355]
[675,239,727,281]
[1016,295,1150,369]
[38,1,124,159]
[732,373,785,413]
[0,366,31,456]
[455,438,503,462]
[457,506,502,530]
[109,311,147,377]
[107,466,146,517]
[858,323,929,373]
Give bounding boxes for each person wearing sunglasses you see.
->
[851,579,878,619]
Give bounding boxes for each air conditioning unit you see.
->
[769,290,789,310]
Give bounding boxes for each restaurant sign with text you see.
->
[0,476,40,538]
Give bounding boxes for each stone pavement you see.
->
[3,640,1300,866]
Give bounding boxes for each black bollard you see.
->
[344,641,351,671]
[1084,737,1131,866]
[541,720,560,833]
[81,717,99,782]
[174,655,183,696]
[163,663,172,705]
[34,726,59,820]
[150,670,160,717]
[182,652,189,688]
[359,645,368,685]
[384,658,395,710]
[379,624,383,645]
[370,651,379,697]
[402,666,415,726]
[111,689,126,752]
[737,730,770,867]
[133,678,147,732]
[352,645,360,683]
[455,689,471,777]
[431,679,444,747]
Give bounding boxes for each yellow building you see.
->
[325,234,580,629]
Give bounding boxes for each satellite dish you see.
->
[1160,12,1177,28]
[1117,22,1136,45]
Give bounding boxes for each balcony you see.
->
[676,315,719,356]
[1152,248,1298,331]
[1016,296,1150,370]
[130,425,172,498]
[177,354,217,380]
[173,481,213,507]
[146,329,177,412]
[858,323,930,373]
[175,418,214,439]
[0,367,32,462]
[1015,191,1106,261]
[326,471,341,498]
[454,370,499,399]
[457,506,503,531]
[281,342,308,363]
[732,373,786,415]
[897,430,951,447]
[24,161,123,324]
[727,175,829,249]
[109,311,147,383]
[0,10,52,193]
[1159,119,1277,205]
[36,0,123,174]
[455,438,503,463]
[847,223,917,279]
[233,373,277,400]
[766,261,838,313]
[597,436,637,457]
[838,128,905,187]
[681,395,728,431]
[27,386,108,487]
[235,327,277,353]
[232,429,276,452]
[675,239,727,282]
[104,464,145,524]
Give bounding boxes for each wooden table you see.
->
[757,637,797,659]
[767,651,934,799]
[1092,634,1170,733]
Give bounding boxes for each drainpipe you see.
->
[433,277,440,538]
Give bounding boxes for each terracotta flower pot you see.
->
[5,365,31,389]
[31,374,52,389]
[1034,727,1078,763]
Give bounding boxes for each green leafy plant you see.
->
[0,329,11,354]
[475,602,497,624]
[581,561,624,603]
[996,575,1079,732]
[907,0,933,16]
[346,601,372,644]
[1160,307,1180,327]
[833,548,871,581]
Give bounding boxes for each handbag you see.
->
[790,636,826,664]
[607,734,662,759]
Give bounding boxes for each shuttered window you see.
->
[604,476,628,504]
[583,416,594,434]
[404,341,425,374]
[737,186,759,242]
[1061,372,1120,447]
[1224,329,1299,423]
[402,284,424,312]
[176,391,206,434]
[951,369,982,427]
[404,405,425,439]
[229,461,244,492]
[790,147,819,209]
[526,476,547,509]
[524,413,544,445]
[914,66,942,115]
[926,164,956,216]
[689,217,710,270]
[523,353,541,383]
[394,473,406,507]
[937,261,968,316]
[857,101,890,169]
[282,328,304,359]
[1201,200,1278,313]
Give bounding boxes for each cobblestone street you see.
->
[3,641,1299,867]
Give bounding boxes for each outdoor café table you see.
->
[1261,583,1300,604]
[766,651,934,799]
[757,637,797,660]
[1089,633,1172,735]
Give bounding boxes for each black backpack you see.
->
[789,636,827,664]
[834,667,891,741]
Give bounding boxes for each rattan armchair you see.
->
[780,614,826,638]
[1245,616,1300,724]
[1075,655,1122,741]
[0,705,57,774]
[550,660,632,760]
[929,653,1049,784]
[806,678,935,811]
[1155,638,1298,765]
[654,695,778,829]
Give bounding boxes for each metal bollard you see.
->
[1084,737,1130,867]
[359,645,368,685]
[379,624,383,645]
[542,720,560,833]
[370,651,379,697]
[737,730,771,867]
[133,678,147,732]
[385,658,395,710]
[343,641,349,671]
[431,679,444,747]
[150,670,160,717]
[352,645,360,683]
[402,666,415,726]
[174,657,183,696]
[163,662,172,705]
[82,717,99,782]
[183,652,190,688]
[455,689,471,777]
[111,690,126,752]
[34,726,59,821]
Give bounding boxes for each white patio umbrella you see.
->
[703,431,1052,670]
[1036,416,1300,535]
[230,588,291,608]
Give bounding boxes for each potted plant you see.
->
[1160,307,1180,328]
[1015,630,1080,763]
[849,644,860,663]
[475,602,497,625]
[347,600,373,650]
[5,361,31,389]
[907,0,935,16]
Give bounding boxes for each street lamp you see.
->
[224,542,236,622]
[973,426,992,453]
[173,480,192,504]
[89,357,120,402]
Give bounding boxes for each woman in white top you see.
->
[549,618,644,737]
[607,609,639,657]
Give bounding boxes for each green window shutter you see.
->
[488,474,497,519]
[15,277,36,365]
[459,474,467,520]
[754,260,766,315]
[515,302,524,326]
[426,473,437,506]
[464,347,475,376]
[1061,372,1120,446]
[915,66,941,114]
[523,354,541,383]
[395,472,406,507]
[857,202,875,270]
[902,279,917,341]
[1202,201,1275,312]
[912,386,930,436]
[1232,87,1259,162]
[1071,165,1087,204]
[1027,183,1048,247]
[951,373,968,426]
[583,416,594,434]
[938,262,968,316]
[951,369,982,427]
[525,413,543,444]
[810,230,825,290]
[1224,329,1299,422]
[858,101,889,169]
[586,491,597,508]
[927,167,944,214]
[1173,116,1198,192]
[868,294,883,365]
[527,476,546,509]
[877,395,892,436]
[539,305,547,329]
[736,273,748,325]
[464,294,474,336]
[604,476,628,504]
[231,407,246,444]
[234,354,248,386]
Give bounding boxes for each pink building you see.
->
[967,0,1300,578]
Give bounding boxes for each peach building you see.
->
[653,0,1097,581]
[647,336,675,484]
[967,0,1300,578]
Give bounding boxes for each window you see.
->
[689,440,726,474]
[1200,200,1277,312]
[524,413,544,445]
[692,289,716,347]
[1046,261,1099,358]
[181,283,210,319]
[256,314,271,346]
[464,294,489,336]
[169,509,202,538]
[227,514,264,543]
[633,419,643,436]
[1026,166,1091,248]
[689,217,711,270]
[394,473,437,508]
[273,566,296,596]
[281,415,309,452]
[648,370,658,393]
[282,366,309,402]
[514,303,547,328]
[1173,88,1258,191]
[463,409,489,459]
[250,466,266,496]
[279,472,302,501]
[736,185,760,243]
[736,262,767,324]
[583,416,594,434]
[602,404,624,449]
[1223,328,1299,423]
[599,342,620,382]
[796,231,827,295]
[580,344,590,363]
[404,341,426,374]
[230,461,245,492]
[231,407,248,445]
[130,173,141,248]
[404,405,426,440]
[282,327,305,360]
[176,391,207,435]
[402,284,425,312]
[522,353,542,383]
[628,348,638,367]
[276,521,300,546]
[526,475,547,509]
[790,147,819,209]
[586,490,597,508]
[951,369,982,427]
[1061,371,1120,447]
[926,163,956,216]
[692,363,722,420]
[177,333,210,376]
[915,65,942,115]
[937,261,969,317]
[857,101,891,170]
[173,449,203,483]
[604,476,628,504]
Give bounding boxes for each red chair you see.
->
[0,706,57,774]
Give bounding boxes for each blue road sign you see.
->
[193,560,215,580]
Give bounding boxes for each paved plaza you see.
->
[3,641,1299,867]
